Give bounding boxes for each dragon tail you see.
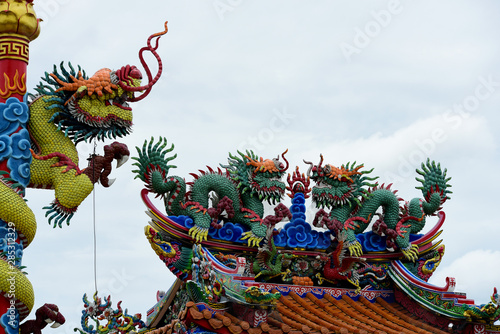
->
[402,159,452,236]
[415,159,452,215]
[132,137,177,195]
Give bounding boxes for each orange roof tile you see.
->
[180,291,457,334]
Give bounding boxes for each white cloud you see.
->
[16,0,500,330]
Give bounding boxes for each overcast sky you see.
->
[20,0,500,332]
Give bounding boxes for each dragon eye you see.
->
[323,165,331,174]
[273,159,281,169]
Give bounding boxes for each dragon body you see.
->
[308,157,451,261]
[133,137,289,245]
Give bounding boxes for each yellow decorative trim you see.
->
[0,35,29,63]
[0,70,26,99]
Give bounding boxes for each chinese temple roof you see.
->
[193,292,453,334]
[127,139,500,334]
[145,286,459,334]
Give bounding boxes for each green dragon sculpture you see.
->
[462,288,500,323]
[133,137,289,246]
[242,286,281,306]
[308,156,451,261]
[26,23,167,227]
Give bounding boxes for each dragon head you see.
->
[31,63,146,144]
[305,155,378,209]
[31,22,168,145]
[223,150,289,204]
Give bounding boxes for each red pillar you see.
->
[0,1,40,333]
[0,36,29,102]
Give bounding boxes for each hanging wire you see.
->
[92,139,98,294]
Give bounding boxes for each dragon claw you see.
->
[44,201,76,228]
[315,273,324,285]
[241,231,263,247]
[347,278,362,294]
[401,244,419,262]
[281,268,291,280]
[116,155,129,168]
[347,242,363,257]
[188,226,209,243]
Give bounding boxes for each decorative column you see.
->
[0,1,41,333]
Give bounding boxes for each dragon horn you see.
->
[317,154,325,176]
[318,154,324,169]
[279,149,289,173]
[303,159,313,178]
[118,21,168,102]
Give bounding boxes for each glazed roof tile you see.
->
[180,291,452,334]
